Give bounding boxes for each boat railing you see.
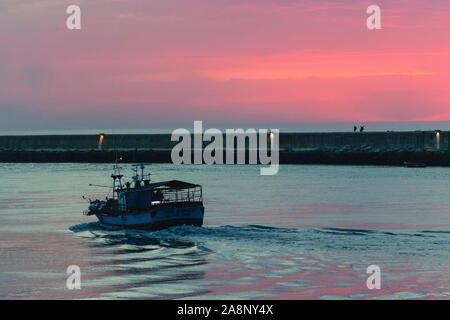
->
[155,187,203,204]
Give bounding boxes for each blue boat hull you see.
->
[95,205,204,230]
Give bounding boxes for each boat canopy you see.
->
[146,180,200,190]
[117,180,200,193]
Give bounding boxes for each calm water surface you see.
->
[0,163,449,299]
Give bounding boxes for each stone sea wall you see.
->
[0,131,448,165]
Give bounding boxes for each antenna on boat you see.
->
[89,183,113,188]
[132,163,152,181]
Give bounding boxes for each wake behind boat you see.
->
[84,164,204,230]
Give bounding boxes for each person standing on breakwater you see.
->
[354,125,357,133]
[360,126,365,132]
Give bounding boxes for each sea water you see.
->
[0,163,449,299]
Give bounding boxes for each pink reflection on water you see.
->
[205,254,450,299]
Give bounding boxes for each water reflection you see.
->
[70,223,212,299]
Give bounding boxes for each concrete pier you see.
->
[0,131,448,165]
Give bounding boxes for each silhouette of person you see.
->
[360,126,365,132]
[354,126,357,133]
[152,189,164,201]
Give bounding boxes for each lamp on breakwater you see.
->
[436,130,441,151]
[98,133,105,151]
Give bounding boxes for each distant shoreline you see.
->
[1,120,450,136]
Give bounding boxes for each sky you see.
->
[1,0,450,130]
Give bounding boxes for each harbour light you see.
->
[98,133,105,150]
[436,131,440,150]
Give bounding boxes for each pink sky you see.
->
[1,0,450,129]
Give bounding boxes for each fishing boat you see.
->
[84,164,204,230]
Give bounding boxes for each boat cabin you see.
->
[116,180,203,212]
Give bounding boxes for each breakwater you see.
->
[0,131,449,166]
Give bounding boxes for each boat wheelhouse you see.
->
[85,164,204,230]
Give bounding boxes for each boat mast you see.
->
[111,164,123,200]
